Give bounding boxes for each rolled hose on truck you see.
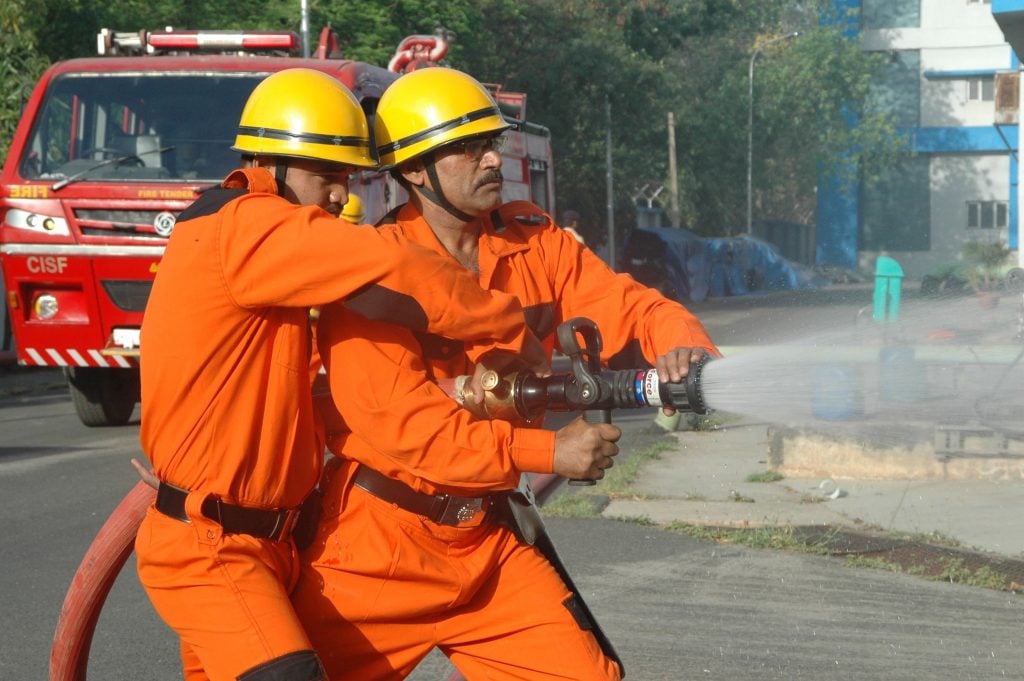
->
[47,477,563,680]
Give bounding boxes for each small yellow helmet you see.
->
[340,194,364,223]
[233,68,375,168]
[375,68,512,168]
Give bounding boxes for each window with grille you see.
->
[968,77,995,101]
[966,200,1008,229]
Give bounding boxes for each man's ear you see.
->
[399,159,427,188]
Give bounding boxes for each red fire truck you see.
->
[0,28,555,426]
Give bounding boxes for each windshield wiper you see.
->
[51,145,176,192]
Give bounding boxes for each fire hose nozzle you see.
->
[443,359,710,422]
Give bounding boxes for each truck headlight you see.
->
[6,208,70,236]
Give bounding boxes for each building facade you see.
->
[818,0,1020,278]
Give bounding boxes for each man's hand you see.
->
[655,346,710,416]
[131,457,159,490]
[466,332,551,408]
[552,416,621,481]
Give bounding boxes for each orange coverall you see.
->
[135,168,532,681]
[294,201,718,680]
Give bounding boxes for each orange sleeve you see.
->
[520,211,719,362]
[317,302,555,494]
[213,183,528,361]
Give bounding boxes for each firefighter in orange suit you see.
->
[135,68,544,681]
[293,68,719,680]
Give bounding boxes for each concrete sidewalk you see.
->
[582,284,1024,586]
[602,416,1024,561]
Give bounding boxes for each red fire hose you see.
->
[50,480,155,681]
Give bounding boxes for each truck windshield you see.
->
[19,72,267,183]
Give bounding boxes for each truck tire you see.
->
[64,367,140,427]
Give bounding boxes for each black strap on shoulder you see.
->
[274,162,288,198]
[177,187,248,222]
[375,203,406,227]
[490,208,505,233]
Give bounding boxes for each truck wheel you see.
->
[64,367,140,427]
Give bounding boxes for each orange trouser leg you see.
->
[181,639,209,681]
[439,539,621,681]
[136,502,322,681]
[295,475,619,681]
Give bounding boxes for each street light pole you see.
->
[300,0,310,58]
[746,31,798,235]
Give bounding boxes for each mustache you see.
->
[476,170,503,188]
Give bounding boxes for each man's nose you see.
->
[329,184,349,207]
[480,148,502,169]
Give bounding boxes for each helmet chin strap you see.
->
[274,161,289,198]
[418,158,476,223]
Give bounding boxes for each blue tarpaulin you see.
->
[620,226,828,302]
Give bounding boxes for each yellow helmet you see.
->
[233,68,375,168]
[375,68,512,168]
[340,193,364,223]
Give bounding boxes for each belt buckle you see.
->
[269,507,300,541]
[438,495,485,526]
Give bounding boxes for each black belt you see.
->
[352,464,490,526]
[155,482,301,542]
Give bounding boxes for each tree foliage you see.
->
[1,0,901,246]
[0,0,48,160]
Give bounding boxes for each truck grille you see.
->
[102,280,154,312]
[74,209,170,238]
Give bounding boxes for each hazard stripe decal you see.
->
[20,348,138,368]
[46,349,68,366]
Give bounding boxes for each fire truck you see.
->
[0,28,556,426]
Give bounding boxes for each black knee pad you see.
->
[238,650,326,681]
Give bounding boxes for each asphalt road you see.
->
[2,374,1024,680]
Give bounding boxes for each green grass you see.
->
[664,522,832,554]
[845,555,1011,590]
[541,494,603,518]
[599,440,674,495]
[607,514,657,526]
[541,439,673,518]
[929,559,1009,590]
[745,471,784,483]
[845,555,903,572]
[667,524,1018,593]
[897,530,962,549]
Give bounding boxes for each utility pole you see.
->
[747,31,798,235]
[300,0,311,58]
[605,94,616,270]
[667,111,679,228]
